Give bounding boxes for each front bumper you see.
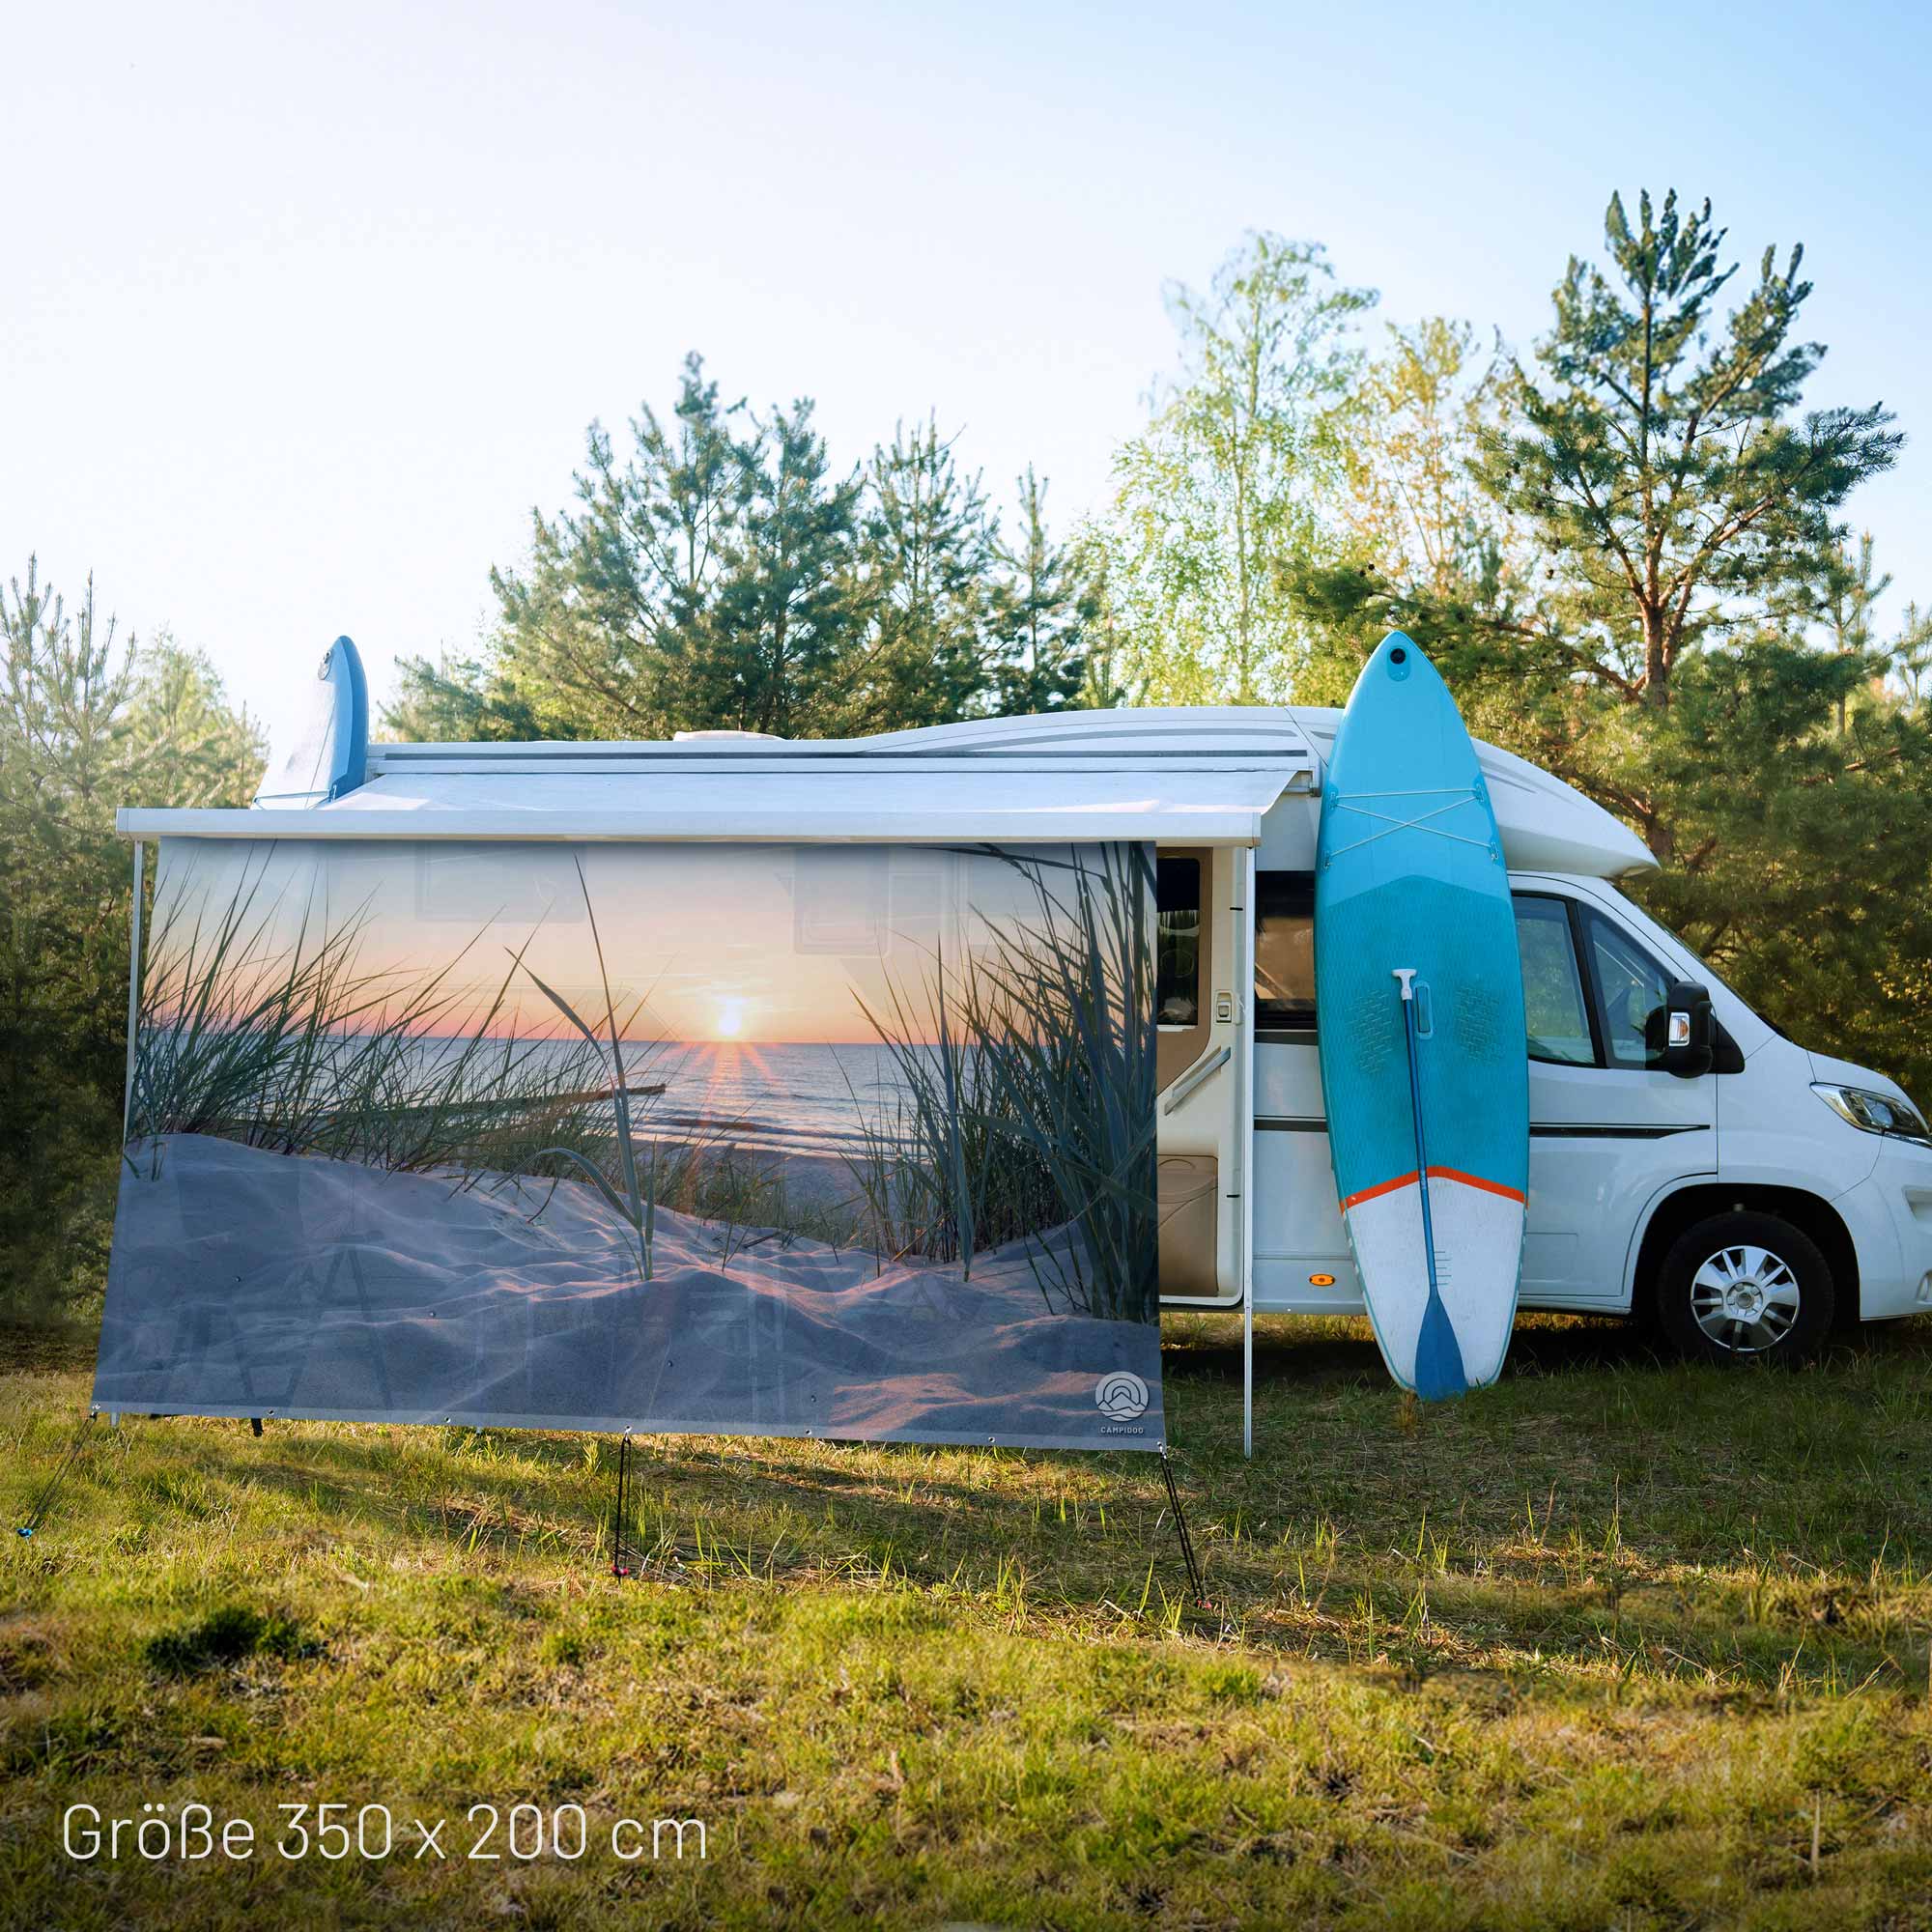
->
[1834,1140,1932,1321]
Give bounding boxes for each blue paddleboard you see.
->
[253,636,368,809]
[1315,633,1528,1398]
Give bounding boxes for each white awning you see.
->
[118,762,1303,846]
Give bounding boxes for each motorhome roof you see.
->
[120,708,1319,848]
[360,705,1321,773]
[115,703,1654,875]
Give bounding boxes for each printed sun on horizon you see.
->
[714,998,747,1039]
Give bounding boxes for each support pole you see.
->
[15,1410,100,1540]
[610,1434,633,1578]
[1159,1447,1208,1609]
[1238,846,1256,1461]
[1243,1257,1253,1461]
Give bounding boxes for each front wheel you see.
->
[1654,1210,1834,1364]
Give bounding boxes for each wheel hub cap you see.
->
[1690,1244,1800,1353]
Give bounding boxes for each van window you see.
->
[1258,882,1676,1069]
[1513,895,1595,1065]
[1254,872,1316,1030]
[1155,857,1201,1028]
[1582,906,1671,1068]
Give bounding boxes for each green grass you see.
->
[6,1313,1932,1927]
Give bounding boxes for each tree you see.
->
[386,356,1083,743]
[1478,189,1905,878]
[1890,601,1932,716]
[124,633,267,807]
[393,355,756,742]
[845,417,996,730]
[1,559,130,1229]
[1290,316,1528,706]
[1490,190,1898,716]
[1096,234,1376,704]
[988,469,1091,715]
[1631,632,1932,1103]
[1813,531,1891,734]
[1285,191,1925,1094]
[697,399,864,736]
[1334,318,1517,602]
[1302,192,1903,848]
[1069,538,1132,711]
[1,560,262,1320]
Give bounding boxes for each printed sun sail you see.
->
[95,839,1162,1451]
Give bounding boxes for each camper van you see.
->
[121,702,1932,1381]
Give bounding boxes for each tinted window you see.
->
[1513,896,1594,1065]
[1254,872,1315,1030]
[1155,857,1201,1028]
[1583,907,1671,1068]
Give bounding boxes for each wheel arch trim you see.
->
[1629,1181,1861,1325]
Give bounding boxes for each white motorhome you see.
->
[122,704,1932,1393]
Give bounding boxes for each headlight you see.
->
[1812,1083,1932,1148]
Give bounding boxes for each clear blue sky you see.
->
[6,0,1925,754]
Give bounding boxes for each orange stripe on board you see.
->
[1339,1166,1526,1213]
[1338,1170,1419,1212]
[1426,1165,1527,1206]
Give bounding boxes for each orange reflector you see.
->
[1308,1273,1336,1287]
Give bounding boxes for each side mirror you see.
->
[1648,980,1714,1078]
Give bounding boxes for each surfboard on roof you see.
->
[1314,632,1529,1398]
[253,635,368,810]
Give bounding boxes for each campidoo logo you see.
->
[1094,1371,1150,1422]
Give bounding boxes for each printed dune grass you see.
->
[849,844,1158,1321]
[128,859,615,1188]
[6,1313,1932,1928]
[126,857,823,1263]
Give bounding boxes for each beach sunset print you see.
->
[99,838,1163,1452]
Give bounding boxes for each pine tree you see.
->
[124,632,268,807]
[1284,190,1925,1095]
[844,417,996,730]
[1815,532,1891,733]
[701,400,863,736]
[386,360,1058,743]
[390,354,754,740]
[1890,601,1932,716]
[988,469,1090,715]
[0,561,262,1318]
[1488,191,1899,717]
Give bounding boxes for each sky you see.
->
[6,0,1927,759]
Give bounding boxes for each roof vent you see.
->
[671,729,786,742]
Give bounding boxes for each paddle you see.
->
[1394,967,1468,1401]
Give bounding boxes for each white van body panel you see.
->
[1236,820,1932,1323]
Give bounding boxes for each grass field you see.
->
[6,1312,1932,1929]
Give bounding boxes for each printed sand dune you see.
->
[95,1136,1163,1449]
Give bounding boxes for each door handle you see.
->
[1162,1045,1232,1117]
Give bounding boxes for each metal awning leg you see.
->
[1243,1277,1253,1460]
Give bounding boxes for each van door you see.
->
[1154,848,1236,1300]
[1250,870,1359,1310]
[1513,892,1719,1305]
